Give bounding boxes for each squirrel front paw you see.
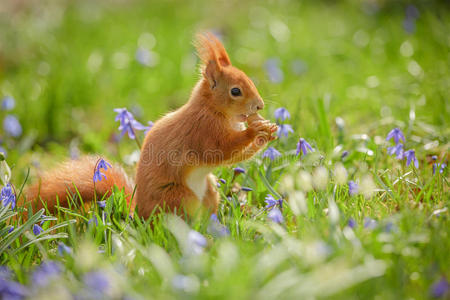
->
[247,119,278,147]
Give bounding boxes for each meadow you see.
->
[0,0,449,299]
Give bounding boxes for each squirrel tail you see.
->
[24,155,135,213]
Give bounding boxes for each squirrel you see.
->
[25,32,278,218]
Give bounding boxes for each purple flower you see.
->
[363,217,377,230]
[233,167,246,174]
[57,242,72,256]
[144,121,154,135]
[431,155,438,161]
[274,107,290,122]
[386,128,405,145]
[114,108,149,140]
[348,218,356,229]
[265,58,284,83]
[207,214,230,237]
[296,138,313,156]
[88,216,98,226]
[341,151,349,159]
[32,261,61,287]
[264,194,282,209]
[433,163,446,175]
[406,4,420,20]
[1,96,15,111]
[387,143,404,159]
[3,115,22,137]
[7,226,14,234]
[262,147,281,161]
[97,201,106,208]
[0,277,29,299]
[32,224,44,236]
[267,207,284,223]
[135,47,155,67]
[84,271,110,294]
[93,169,106,182]
[404,149,419,168]
[430,277,449,298]
[187,230,207,255]
[219,178,226,184]
[276,124,293,138]
[97,159,112,171]
[348,181,359,196]
[241,187,252,192]
[1,183,16,209]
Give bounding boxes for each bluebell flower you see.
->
[114,108,149,139]
[267,207,284,223]
[3,115,22,137]
[135,47,153,67]
[296,138,313,156]
[88,216,98,226]
[0,266,11,279]
[241,187,252,192]
[274,107,290,122]
[276,124,293,138]
[207,214,230,237]
[431,155,438,161]
[348,181,359,196]
[348,218,356,229]
[433,163,447,175]
[7,226,14,234]
[386,128,405,145]
[1,183,16,209]
[97,201,106,208]
[33,224,44,236]
[387,143,404,159]
[341,151,349,159]
[233,167,246,174]
[97,159,111,171]
[406,4,420,20]
[1,96,15,111]
[219,178,226,184]
[265,58,284,83]
[430,277,449,298]
[264,194,282,209]
[32,261,61,287]
[57,242,72,256]
[363,217,377,230]
[262,147,281,161]
[187,230,207,255]
[0,277,29,299]
[144,121,154,135]
[83,271,110,295]
[93,169,106,182]
[404,149,419,168]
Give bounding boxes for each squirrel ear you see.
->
[206,32,231,67]
[195,32,223,88]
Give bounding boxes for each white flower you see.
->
[312,166,329,190]
[360,174,376,199]
[297,171,313,192]
[288,191,307,216]
[333,163,348,185]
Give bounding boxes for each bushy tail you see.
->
[24,156,134,212]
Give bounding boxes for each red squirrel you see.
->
[25,32,278,218]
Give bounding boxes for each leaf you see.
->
[12,233,69,254]
[258,169,282,199]
[0,208,44,254]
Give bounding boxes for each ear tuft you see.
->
[194,32,231,67]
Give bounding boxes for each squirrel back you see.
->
[24,156,134,212]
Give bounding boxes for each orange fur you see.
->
[25,33,278,218]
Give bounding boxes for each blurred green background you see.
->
[0,0,448,176]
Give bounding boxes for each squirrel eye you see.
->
[230,87,242,97]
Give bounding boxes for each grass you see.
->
[0,0,449,299]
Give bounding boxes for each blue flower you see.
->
[1,184,16,209]
[33,224,44,236]
[348,181,359,196]
[296,138,313,156]
[387,143,404,159]
[341,151,349,159]
[114,108,149,140]
[97,159,112,171]
[267,207,284,223]
[430,277,449,298]
[219,178,226,184]
[265,194,282,209]
[144,121,154,135]
[88,216,98,226]
[7,226,14,234]
[348,218,356,229]
[433,163,446,175]
[1,96,15,111]
[233,167,246,174]
[276,124,293,138]
[262,147,281,161]
[404,149,419,168]
[3,115,22,137]
[265,58,284,83]
[93,169,106,182]
[97,201,106,208]
[386,128,405,145]
[0,277,29,299]
[363,217,377,230]
[274,107,290,122]
[135,47,155,67]
[83,271,110,295]
[241,187,252,192]
[32,261,61,287]
[57,242,72,256]
[207,214,230,237]
[187,230,207,255]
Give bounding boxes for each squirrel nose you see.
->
[256,102,264,111]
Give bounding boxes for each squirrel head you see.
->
[195,32,264,122]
